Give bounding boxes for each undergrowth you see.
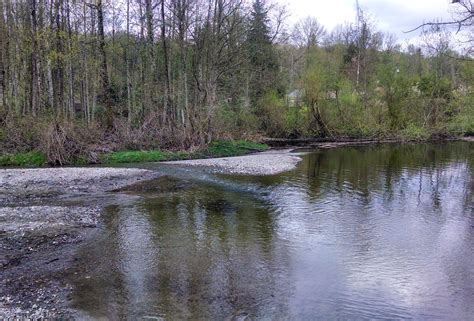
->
[0,151,46,167]
[101,140,268,165]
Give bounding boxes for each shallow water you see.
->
[71,142,474,320]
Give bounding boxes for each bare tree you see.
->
[407,0,473,56]
[0,0,7,109]
[292,16,326,49]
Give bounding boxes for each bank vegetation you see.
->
[0,0,472,165]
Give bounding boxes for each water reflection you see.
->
[71,142,473,320]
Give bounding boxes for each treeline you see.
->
[0,0,473,163]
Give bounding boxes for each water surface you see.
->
[72,142,474,320]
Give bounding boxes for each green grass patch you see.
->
[102,140,268,165]
[101,150,170,164]
[0,140,269,167]
[0,151,46,167]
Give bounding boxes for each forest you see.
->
[0,0,473,165]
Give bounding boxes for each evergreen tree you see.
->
[246,0,279,103]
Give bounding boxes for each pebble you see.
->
[165,150,301,175]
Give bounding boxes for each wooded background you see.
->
[0,0,472,162]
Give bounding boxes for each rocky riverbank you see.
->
[164,149,302,175]
[0,167,162,318]
[1,151,303,318]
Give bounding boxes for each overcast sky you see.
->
[280,0,456,44]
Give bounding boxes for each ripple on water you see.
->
[68,142,474,320]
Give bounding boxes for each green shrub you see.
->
[401,123,430,141]
[257,91,287,137]
[101,140,268,164]
[0,151,46,167]
[206,140,268,158]
[215,104,260,137]
[448,95,474,135]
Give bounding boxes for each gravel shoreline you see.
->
[0,167,162,318]
[0,167,161,205]
[164,149,302,175]
[1,151,301,318]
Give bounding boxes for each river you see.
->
[69,142,473,320]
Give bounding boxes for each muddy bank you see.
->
[164,149,302,175]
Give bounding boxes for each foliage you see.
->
[400,123,431,141]
[0,151,46,167]
[0,0,472,163]
[448,95,474,135]
[417,75,453,100]
[101,140,268,165]
[101,150,169,164]
[206,140,268,158]
[257,91,287,136]
[246,0,280,102]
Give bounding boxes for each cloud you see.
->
[281,0,455,42]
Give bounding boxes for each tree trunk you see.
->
[66,0,74,118]
[54,0,65,116]
[161,0,173,125]
[126,0,132,123]
[29,0,40,116]
[96,0,114,127]
[0,0,6,109]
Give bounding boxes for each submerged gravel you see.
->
[0,151,301,318]
[164,149,302,175]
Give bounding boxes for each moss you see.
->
[0,151,46,167]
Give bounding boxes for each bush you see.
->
[0,115,44,153]
[101,140,268,164]
[257,91,287,137]
[0,151,46,167]
[41,121,103,165]
[214,104,260,139]
[401,123,430,141]
[206,140,268,157]
[447,95,474,136]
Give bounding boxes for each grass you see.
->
[101,140,269,165]
[0,151,46,167]
[101,150,170,164]
[0,140,268,167]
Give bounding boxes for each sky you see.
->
[279,0,456,44]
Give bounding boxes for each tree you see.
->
[95,0,115,127]
[292,16,326,49]
[247,0,279,103]
[301,50,332,137]
[408,0,474,56]
[0,0,7,110]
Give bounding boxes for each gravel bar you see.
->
[164,149,302,175]
[0,167,160,204]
